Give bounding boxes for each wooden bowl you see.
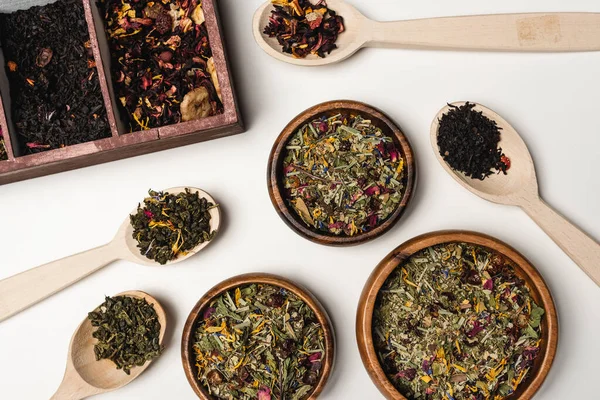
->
[356,231,558,400]
[267,100,416,246]
[181,273,336,399]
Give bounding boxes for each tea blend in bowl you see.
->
[282,114,406,236]
[88,295,162,374]
[437,103,511,180]
[373,242,544,400]
[0,0,111,155]
[193,283,326,400]
[98,0,224,132]
[130,189,217,265]
[263,0,345,58]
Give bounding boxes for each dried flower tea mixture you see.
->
[263,0,345,58]
[130,189,217,265]
[437,103,511,180]
[0,127,7,161]
[88,295,162,374]
[282,114,405,236]
[98,0,224,132]
[193,284,326,400]
[0,0,111,154]
[373,243,544,400]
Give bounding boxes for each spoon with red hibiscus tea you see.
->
[253,0,600,67]
[430,102,600,287]
[0,187,221,322]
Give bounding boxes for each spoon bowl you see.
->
[119,187,221,266]
[431,102,538,206]
[252,0,367,67]
[430,102,600,286]
[51,291,167,399]
[0,187,221,322]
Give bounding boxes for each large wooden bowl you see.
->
[356,231,558,400]
[267,100,416,246]
[181,273,336,399]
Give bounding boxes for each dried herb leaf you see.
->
[88,296,162,375]
[282,113,405,236]
[373,243,544,400]
[130,189,217,265]
[193,284,326,400]
[437,102,510,180]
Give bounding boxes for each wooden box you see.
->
[0,0,243,185]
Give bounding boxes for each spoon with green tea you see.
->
[253,0,600,67]
[0,187,220,322]
[430,102,600,287]
[51,291,166,400]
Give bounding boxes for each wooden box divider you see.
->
[0,0,243,185]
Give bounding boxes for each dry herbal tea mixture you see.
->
[130,189,217,265]
[98,0,224,132]
[373,243,544,400]
[437,103,511,180]
[193,284,326,400]
[263,0,345,58]
[282,114,405,236]
[0,127,7,161]
[88,295,162,374]
[0,0,111,154]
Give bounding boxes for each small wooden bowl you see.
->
[267,100,416,246]
[181,273,336,399]
[356,231,558,400]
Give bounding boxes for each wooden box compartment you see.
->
[0,0,243,185]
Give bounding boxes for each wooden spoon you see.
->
[51,290,167,400]
[0,187,220,322]
[430,102,600,287]
[253,0,600,67]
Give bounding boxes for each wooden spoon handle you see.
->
[522,198,600,286]
[51,370,100,400]
[368,13,600,52]
[0,243,120,322]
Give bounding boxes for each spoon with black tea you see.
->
[0,187,220,322]
[51,291,166,400]
[431,102,600,287]
[253,0,600,67]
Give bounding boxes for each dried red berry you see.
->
[155,12,172,34]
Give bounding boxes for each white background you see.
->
[1,0,599,399]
